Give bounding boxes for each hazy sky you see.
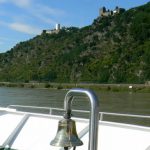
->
[0,0,149,53]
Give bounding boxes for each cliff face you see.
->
[0,2,150,83]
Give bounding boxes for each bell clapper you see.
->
[64,146,76,150]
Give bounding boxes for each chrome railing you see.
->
[63,88,99,150]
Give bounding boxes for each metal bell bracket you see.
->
[51,88,99,150]
[64,88,99,150]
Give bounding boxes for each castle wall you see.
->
[100,6,125,17]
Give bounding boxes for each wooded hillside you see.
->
[0,2,150,83]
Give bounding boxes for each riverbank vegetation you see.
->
[0,82,150,93]
[0,2,150,84]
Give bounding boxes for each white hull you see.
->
[0,107,149,150]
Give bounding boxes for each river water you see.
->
[0,87,150,126]
[0,87,149,115]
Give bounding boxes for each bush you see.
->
[45,83,53,88]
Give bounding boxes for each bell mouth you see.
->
[50,118,83,147]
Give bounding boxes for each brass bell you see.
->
[50,118,83,148]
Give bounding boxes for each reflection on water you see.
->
[0,87,150,115]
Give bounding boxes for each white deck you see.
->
[80,122,150,150]
[0,108,149,150]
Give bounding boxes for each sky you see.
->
[0,0,149,53]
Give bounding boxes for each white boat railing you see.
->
[99,111,150,121]
[7,104,150,121]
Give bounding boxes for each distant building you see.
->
[99,6,125,17]
[55,23,61,31]
[100,7,113,17]
[42,23,61,34]
[113,6,126,14]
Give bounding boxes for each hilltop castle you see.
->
[99,6,125,17]
[42,23,61,34]
[42,6,125,35]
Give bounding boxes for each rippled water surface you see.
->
[0,87,150,115]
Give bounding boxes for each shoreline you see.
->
[0,82,150,93]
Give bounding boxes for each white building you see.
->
[42,24,61,34]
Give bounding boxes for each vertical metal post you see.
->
[49,108,52,115]
[100,112,103,121]
[64,88,99,150]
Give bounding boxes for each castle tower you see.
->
[56,23,60,31]
[99,7,106,17]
